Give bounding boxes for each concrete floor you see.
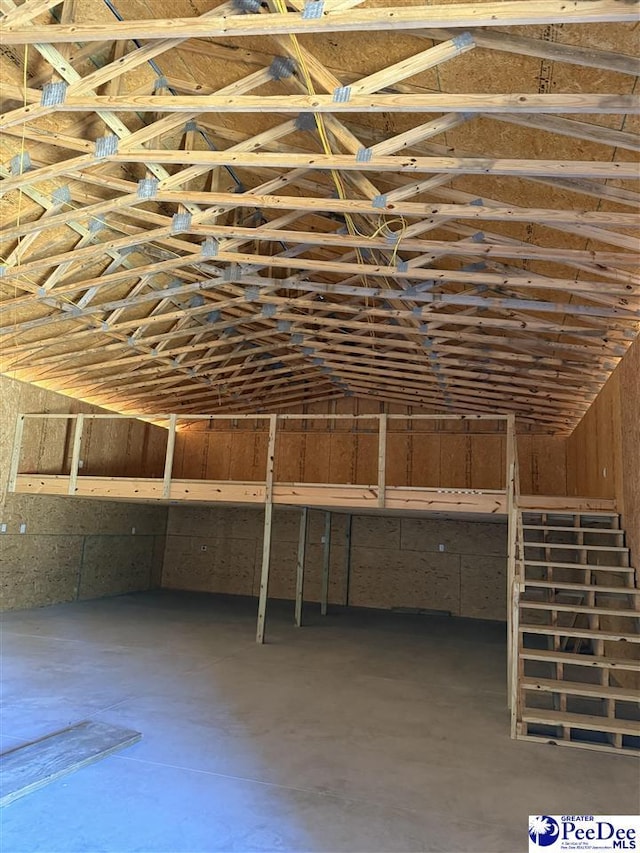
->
[1,591,638,853]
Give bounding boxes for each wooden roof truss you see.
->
[0,0,638,432]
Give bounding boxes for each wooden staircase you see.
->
[512,510,640,755]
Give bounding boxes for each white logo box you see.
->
[529,815,639,853]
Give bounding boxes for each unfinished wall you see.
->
[566,338,640,570]
[163,505,508,622]
[0,375,168,611]
[172,398,567,495]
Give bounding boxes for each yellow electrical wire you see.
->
[269,0,409,314]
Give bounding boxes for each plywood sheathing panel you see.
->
[172,398,566,490]
[0,373,168,611]
[162,504,507,620]
[0,534,83,610]
[566,337,640,574]
[77,534,161,599]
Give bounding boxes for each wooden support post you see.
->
[256,414,278,644]
[68,414,84,495]
[505,414,517,715]
[344,514,352,607]
[509,577,521,739]
[7,414,25,493]
[294,506,308,627]
[321,511,331,616]
[162,413,177,499]
[377,413,387,508]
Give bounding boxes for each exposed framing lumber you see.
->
[67,412,84,495]
[3,2,638,44]
[418,26,640,76]
[0,1,637,431]
[2,94,637,135]
[7,414,25,493]
[378,413,387,509]
[294,506,307,627]
[256,413,277,644]
[344,515,352,607]
[4,195,639,246]
[321,511,331,617]
[162,413,177,499]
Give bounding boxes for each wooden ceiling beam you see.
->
[487,113,640,153]
[3,270,634,349]
[2,93,635,129]
[103,149,639,178]
[0,0,62,26]
[8,305,615,382]
[275,331,626,378]
[340,384,574,431]
[4,242,637,321]
[4,2,637,44]
[55,341,602,403]
[418,26,640,77]
[10,318,620,393]
[4,189,638,245]
[120,357,582,425]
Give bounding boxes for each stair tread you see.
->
[516,733,640,755]
[521,592,584,603]
[519,601,639,617]
[523,526,623,534]
[522,709,640,735]
[524,560,635,572]
[521,511,619,517]
[524,542,628,552]
[520,649,640,670]
[519,625,640,642]
[521,677,639,701]
[523,580,640,595]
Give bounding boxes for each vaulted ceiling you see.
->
[0,0,638,432]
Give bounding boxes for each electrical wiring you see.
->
[269,0,410,316]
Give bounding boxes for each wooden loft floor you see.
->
[0,1,638,432]
[11,475,616,515]
[8,411,616,514]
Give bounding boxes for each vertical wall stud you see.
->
[344,514,352,606]
[68,414,84,495]
[162,413,177,499]
[256,414,278,644]
[321,510,332,616]
[294,506,308,627]
[377,412,387,508]
[8,414,25,493]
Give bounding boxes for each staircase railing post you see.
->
[509,574,521,738]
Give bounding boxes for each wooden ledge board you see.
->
[0,720,141,807]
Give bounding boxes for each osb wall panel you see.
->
[2,375,168,486]
[162,506,508,622]
[0,375,168,610]
[567,338,640,573]
[172,399,567,494]
[78,535,165,600]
